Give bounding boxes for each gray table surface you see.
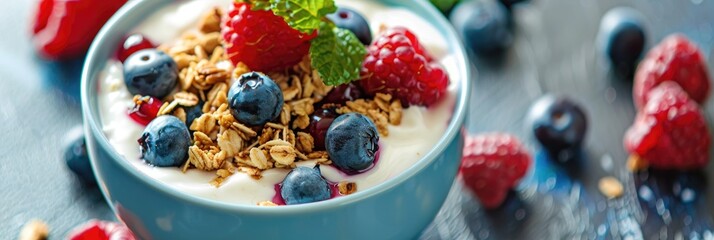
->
[2,0,714,239]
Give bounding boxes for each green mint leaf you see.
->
[270,0,337,34]
[310,23,367,86]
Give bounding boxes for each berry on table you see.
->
[227,72,284,126]
[360,27,449,106]
[63,125,96,185]
[117,34,155,63]
[327,8,372,45]
[325,113,379,172]
[123,49,178,99]
[138,115,191,167]
[308,108,339,150]
[526,95,588,163]
[450,0,512,55]
[624,82,711,170]
[280,166,331,205]
[32,0,127,59]
[67,220,136,240]
[221,2,316,72]
[460,133,531,209]
[127,96,162,126]
[597,7,646,77]
[634,34,710,109]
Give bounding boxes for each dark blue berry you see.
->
[280,166,331,205]
[598,7,646,77]
[526,95,588,162]
[123,49,178,99]
[325,113,379,172]
[183,101,205,127]
[321,83,364,105]
[63,125,96,185]
[327,8,372,45]
[138,115,191,167]
[450,0,512,55]
[309,108,339,150]
[228,72,283,126]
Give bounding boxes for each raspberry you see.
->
[624,82,711,169]
[127,96,162,126]
[67,220,136,240]
[221,2,316,72]
[633,34,710,109]
[360,27,448,106]
[460,133,531,208]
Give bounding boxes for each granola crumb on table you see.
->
[150,8,404,203]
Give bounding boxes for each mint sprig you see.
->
[239,0,367,86]
[310,23,367,86]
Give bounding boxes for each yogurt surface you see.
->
[98,0,458,205]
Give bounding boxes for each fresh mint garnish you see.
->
[310,22,367,86]
[239,0,367,86]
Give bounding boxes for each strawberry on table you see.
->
[460,133,531,209]
[624,82,711,170]
[32,0,127,60]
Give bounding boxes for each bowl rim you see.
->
[81,0,471,215]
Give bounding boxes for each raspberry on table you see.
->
[460,133,531,209]
[624,82,711,170]
[360,27,449,106]
[221,2,316,72]
[634,34,710,109]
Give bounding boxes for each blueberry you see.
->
[228,72,283,126]
[138,115,191,167]
[63,125,96,185]
[450,0,512,55]
[183,101,205,127]
[526,95,588,162]
[325,113,379,172]
[597,7,646,77]
[123,49,178,99]
[280,166,331,205]
[321,83,364,105]
[327,8,372,45]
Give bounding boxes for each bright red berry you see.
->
[32,0,127,60]
[460,133,531,209]
[634,34,711,109]
[117,34,155,62]
[624,82,711,169]
[221,2,316,72]
[67,220,136,240]
[128,96,162,126]
[360,27,448,106]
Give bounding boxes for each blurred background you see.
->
[3,0,714,239]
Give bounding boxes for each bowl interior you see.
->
[81,0,471,213]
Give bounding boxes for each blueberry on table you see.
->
[138,115,191,167]
[327,8,372,45]
[63,125,96,185]
[597,7,646,77]
[325,113,379,172]
[123,49,178,99]
[280,166,331,205]
[228,72,284,126]
[526,95,588,162]
[308,108,340,150]
[117,33,155,63]
[450,0,512,55]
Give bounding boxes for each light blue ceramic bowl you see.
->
[81,0,470,239]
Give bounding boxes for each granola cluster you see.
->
[147,8,404,189]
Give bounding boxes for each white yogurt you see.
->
[98,0,458,205]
